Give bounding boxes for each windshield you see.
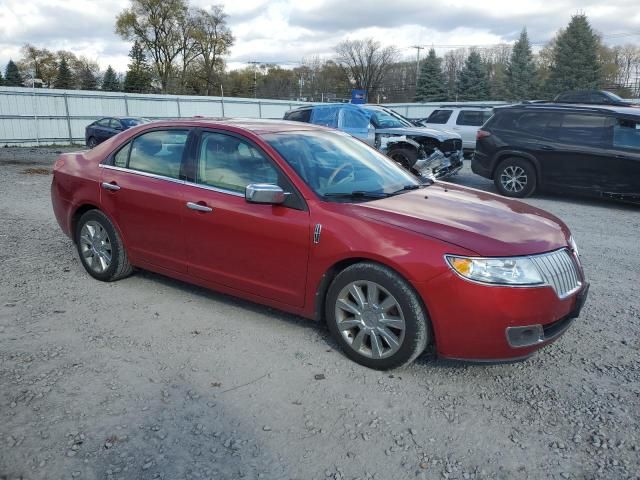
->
[604,91,625,102]
[365,107,413,129]
[263,130,419,201]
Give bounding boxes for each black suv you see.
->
[553,90,638,107]
[472,104,640,203]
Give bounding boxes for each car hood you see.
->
[375,126,461,142]
[346,183,570,256]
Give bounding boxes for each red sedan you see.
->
[51,119,589,369]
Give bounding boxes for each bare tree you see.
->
[334,38,398,100]
[19,44,57,86]
[191,6,234,96]
[116,0,188,93]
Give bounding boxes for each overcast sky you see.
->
[1,0,639,74]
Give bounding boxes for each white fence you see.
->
[0,87,312,146]
[0,86,508,146]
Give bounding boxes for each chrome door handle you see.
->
[101,182,121,191]
[186,201,213,213]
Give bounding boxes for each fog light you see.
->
[506,325,544,348]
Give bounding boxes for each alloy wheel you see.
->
[500,165,528,193]
[334,280,406,359]
[79,221,112,273]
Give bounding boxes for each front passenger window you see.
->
[128,130,188,179]
[197,132,279,193]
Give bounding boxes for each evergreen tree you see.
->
[0,70,4,86]
[4,60,23,86]
[102,66,120,91]
[547,14,600,94]
[55,57,74,89]
[507,28,536,100]
[79,67,98,90]
[414,49,447,102]
[457,51,489,101]
[123,41,152,93]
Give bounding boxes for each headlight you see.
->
[446,255,545,286]
[569,235,579,256]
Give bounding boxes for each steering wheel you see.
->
[327,163,355,187]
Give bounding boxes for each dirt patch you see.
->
[21,167,51,175]
[1,154,639,480]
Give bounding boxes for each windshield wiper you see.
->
[388,183,430,196]
[322,191,389,200]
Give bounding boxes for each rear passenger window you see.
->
[613,119,640,151]
[113,143,130,168]
[425,110,452,124]
[557,114,615,146]
[286,109,311,123]
[513,112,560,137]
[128,130,189,179]
[456,110,489,126]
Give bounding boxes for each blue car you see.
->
[284,103,463,179]
[85,117,150,148]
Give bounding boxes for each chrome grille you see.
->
[531,249,582,298]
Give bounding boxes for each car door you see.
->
[544,112,617,192]
[109,118,124,138]
[452,110,492,150]
[611,116,640,195]
[99,128,192,273]
[96,118,116,142]
[338,107,372,143]
[182,129,310,307]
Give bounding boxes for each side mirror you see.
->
[245,183,285,205]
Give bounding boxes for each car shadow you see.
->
[133,268,332,335]
[446,171,639,212]
[131,270,539,372]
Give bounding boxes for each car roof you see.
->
[136,117,330,135]
[430,105,495,110]
[495,102,640,116]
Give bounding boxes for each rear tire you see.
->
[325,262,429,370]
[387,147,418,170]
[75,210,133,282]
[493,157,537,198]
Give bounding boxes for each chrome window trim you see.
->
[183,180,245,198]
[98,164,186,185]
[99,164,251,198]
[443,247,583,299]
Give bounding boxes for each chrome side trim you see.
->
[98,164,186,185]
[313,224,322,244]
[183,181,245,198]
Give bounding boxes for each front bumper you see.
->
[505,283,589,348]
[434,151,463,179]
[417,271,589,361]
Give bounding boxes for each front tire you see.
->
[75,209,132,282]
[87,136,98,149]
[387,147,418,170]
[325,262,429,370]
[493,157,537,198]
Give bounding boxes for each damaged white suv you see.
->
[283,104,463,179]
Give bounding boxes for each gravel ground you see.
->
[1,146,639,480]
